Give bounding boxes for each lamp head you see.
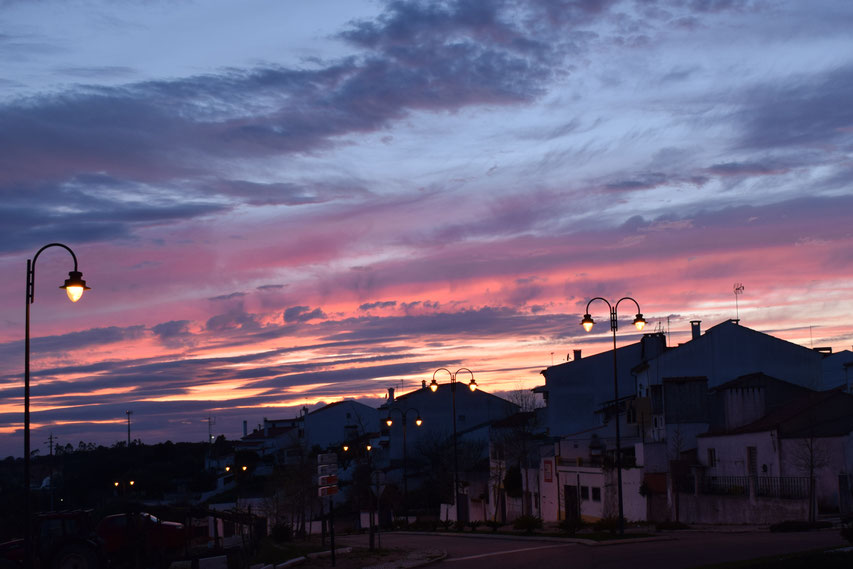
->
[366,444,372,451]
[342,445,349,452]
[633,313,646,331]
[581,313,595,332]
[429,379,438,392]
[468,378,478,392]
[415,416,423,427]
[60,270,90,303]
[385,416,393,427]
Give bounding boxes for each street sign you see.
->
[318,463,338,476]
[318,474,338,486]
[318,452,337,465]
[318,485,339,497]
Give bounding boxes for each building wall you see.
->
[305,400,378,450]
[677,494,808,524]
[698,431,780,477]
[779,435,850,511]
[540,462,646,523]
[543,335,665,438]
[650,322,823,391]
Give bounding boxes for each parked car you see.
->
[0,510,103,569]
[96,512,185,564]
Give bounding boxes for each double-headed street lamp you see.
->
[384,407,423,511]
[581,297,645,535]
[429,367,477,516]
[24,243,90,567]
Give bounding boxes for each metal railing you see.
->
[700,475,749,496]
[756,476,810,499]
[698,475,810,499]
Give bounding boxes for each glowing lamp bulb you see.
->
[385,417,393,427]
[581,314,595,332]
[633,313,646,331]
[415,416,423,427]
[60,271,90,303]
[468,378,478,392]
[429,379,438,392]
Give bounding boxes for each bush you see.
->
[440,519,454,531]
[485,520,502,532]
[270,523,293,542]
[592,516,623,534]
[393,517,409,530]
[655,520,690,531]
[467,520,482,532]
[513,515,543,533]
[559,518,586,535]
[453,520,466,532]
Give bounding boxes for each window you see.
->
[592,487,601,502]
[747,446,758,476]
[707,448,717,467]
[580,486,589,500]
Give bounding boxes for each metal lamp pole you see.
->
[384,407,422,516]
[429,367,477,518]
[24,243,90,568]
[581,297,645,535]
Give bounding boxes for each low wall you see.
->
[677,493,808,524]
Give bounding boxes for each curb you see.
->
[393,530,674,547]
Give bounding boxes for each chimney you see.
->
[422,379,427,389]
[388,387,395,402]
[573,349,582,361]
[242,420,247,438]
[690,320,701,341]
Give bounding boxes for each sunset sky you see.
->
[1,0,852,458]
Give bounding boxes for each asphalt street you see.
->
[337,529,848,569]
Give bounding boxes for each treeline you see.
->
[0,438,231,540]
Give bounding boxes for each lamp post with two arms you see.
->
[428,367,477,518]
[383,406,423,515]
[580,297,645,536]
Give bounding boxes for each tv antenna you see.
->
[733,283,744,320]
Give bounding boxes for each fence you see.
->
[700,476,749,496]
[756,476,809,499]
[697,475,809,499]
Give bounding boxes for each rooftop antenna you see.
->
[733,283,744,321]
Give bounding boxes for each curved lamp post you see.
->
[428,367,477,517]
[24,243,89,567]
[384,407,423,513]
[581,297,644,535]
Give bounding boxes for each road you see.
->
[337,529,848,569]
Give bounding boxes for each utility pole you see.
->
[46,434,56,510]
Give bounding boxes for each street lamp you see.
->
[24,243,89,567]
[580,296,645,535]
[429,367,477,519]
[384,407,423,513]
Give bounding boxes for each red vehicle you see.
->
[0,510,103,569]
[96,512,185,563]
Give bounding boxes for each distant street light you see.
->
[581,296,645,535]
[24,243,89,568]
[384,407,423,513]
[429,367,477,519]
